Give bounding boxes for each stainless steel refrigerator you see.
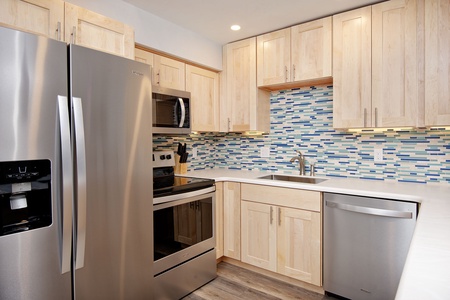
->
[0,26,153,299]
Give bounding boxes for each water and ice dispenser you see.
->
[0,160,52,236]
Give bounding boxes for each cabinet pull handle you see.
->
[292,64,295,81]
[71,26,76,44]
[228,118,231,132]
[156,70,160,85]
[278,207,281,226]
[364,108,367,127]
[56,22,61,41]
[270,206,273,225]
[375,107,378,127]
[285,66,288,82]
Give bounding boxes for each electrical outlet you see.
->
[374,148,383,162]
[192,147,198,158]
[260,147,270,158]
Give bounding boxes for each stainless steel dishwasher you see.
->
[323,193,418,300]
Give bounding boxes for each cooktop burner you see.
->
[153,176,215,198]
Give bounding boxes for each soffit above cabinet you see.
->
[123,0,385,44]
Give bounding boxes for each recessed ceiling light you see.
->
[231,25,241,31]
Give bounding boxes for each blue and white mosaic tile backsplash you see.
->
[154,85,450,185]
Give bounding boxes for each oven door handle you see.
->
[153,186,216,208]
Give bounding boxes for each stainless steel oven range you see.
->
[152,150,216,299]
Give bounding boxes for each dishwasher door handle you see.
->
[326,201,413,219]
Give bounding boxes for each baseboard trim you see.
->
[220,257,325,295]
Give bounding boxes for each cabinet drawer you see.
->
[241,184,321,212]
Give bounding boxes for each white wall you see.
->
[65,0,223,70]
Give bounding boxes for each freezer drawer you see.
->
[323,193,417,300]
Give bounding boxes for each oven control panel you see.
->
[153,150,175,168]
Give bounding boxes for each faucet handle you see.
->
[295,150,302,156]
[309,163,315,176]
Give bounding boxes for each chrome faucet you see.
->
[290,150,305,175]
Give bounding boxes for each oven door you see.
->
[153,190,215,276]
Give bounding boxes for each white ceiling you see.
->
[124,0,385,45]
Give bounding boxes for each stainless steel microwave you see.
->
[152,86,191,135]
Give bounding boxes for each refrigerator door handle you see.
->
[57,96,73,274]
[73,97,87,269]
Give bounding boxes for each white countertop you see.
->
[180,168,450,299]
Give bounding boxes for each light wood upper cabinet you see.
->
[222,38,271,133]
[257,28,291,86]
[223,182,241,260]
[135,47,154,66]
[291,17,332,82]
[333,7,372,129]
[153,54,186,90]
[333,0,419,129]
[215,182,224,259]
[186,65,220,132]
[0,0,64,40]
[256,17,332,89]
[240,184,322,286]
[65,3,134,59]
[424,0,450,126]
[372,0,418,128]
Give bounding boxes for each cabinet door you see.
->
[333,7,372,129]
[65,3,134,59]
[224,38,270,133]
[372,0,418,127]
[225,38,255,132]
[186,65,220,132]
[257,28,291,86]
[215,182,224,259]
[223,182,241,260]
[241,201,277,272]
[134,47,154,66]
[291,17,332,82]
[277,207,321,286]
[0,0,64,40]
[153,54,186,90]
[424,0,450,126]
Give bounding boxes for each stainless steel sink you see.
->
[257,174,327,184]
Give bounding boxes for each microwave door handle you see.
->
[178,97,185,128]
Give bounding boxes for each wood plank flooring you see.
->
[182,262,339,300]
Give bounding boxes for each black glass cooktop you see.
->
[153,176,215,198]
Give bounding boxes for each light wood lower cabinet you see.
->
[277,206,321,285]
[241,184,322,286]
[223,182,241,260]
[215,182,224,259]
[241,200,277,271]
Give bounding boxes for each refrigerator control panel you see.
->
[0,159,52,236]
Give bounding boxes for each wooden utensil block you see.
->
[174,154,188,174]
